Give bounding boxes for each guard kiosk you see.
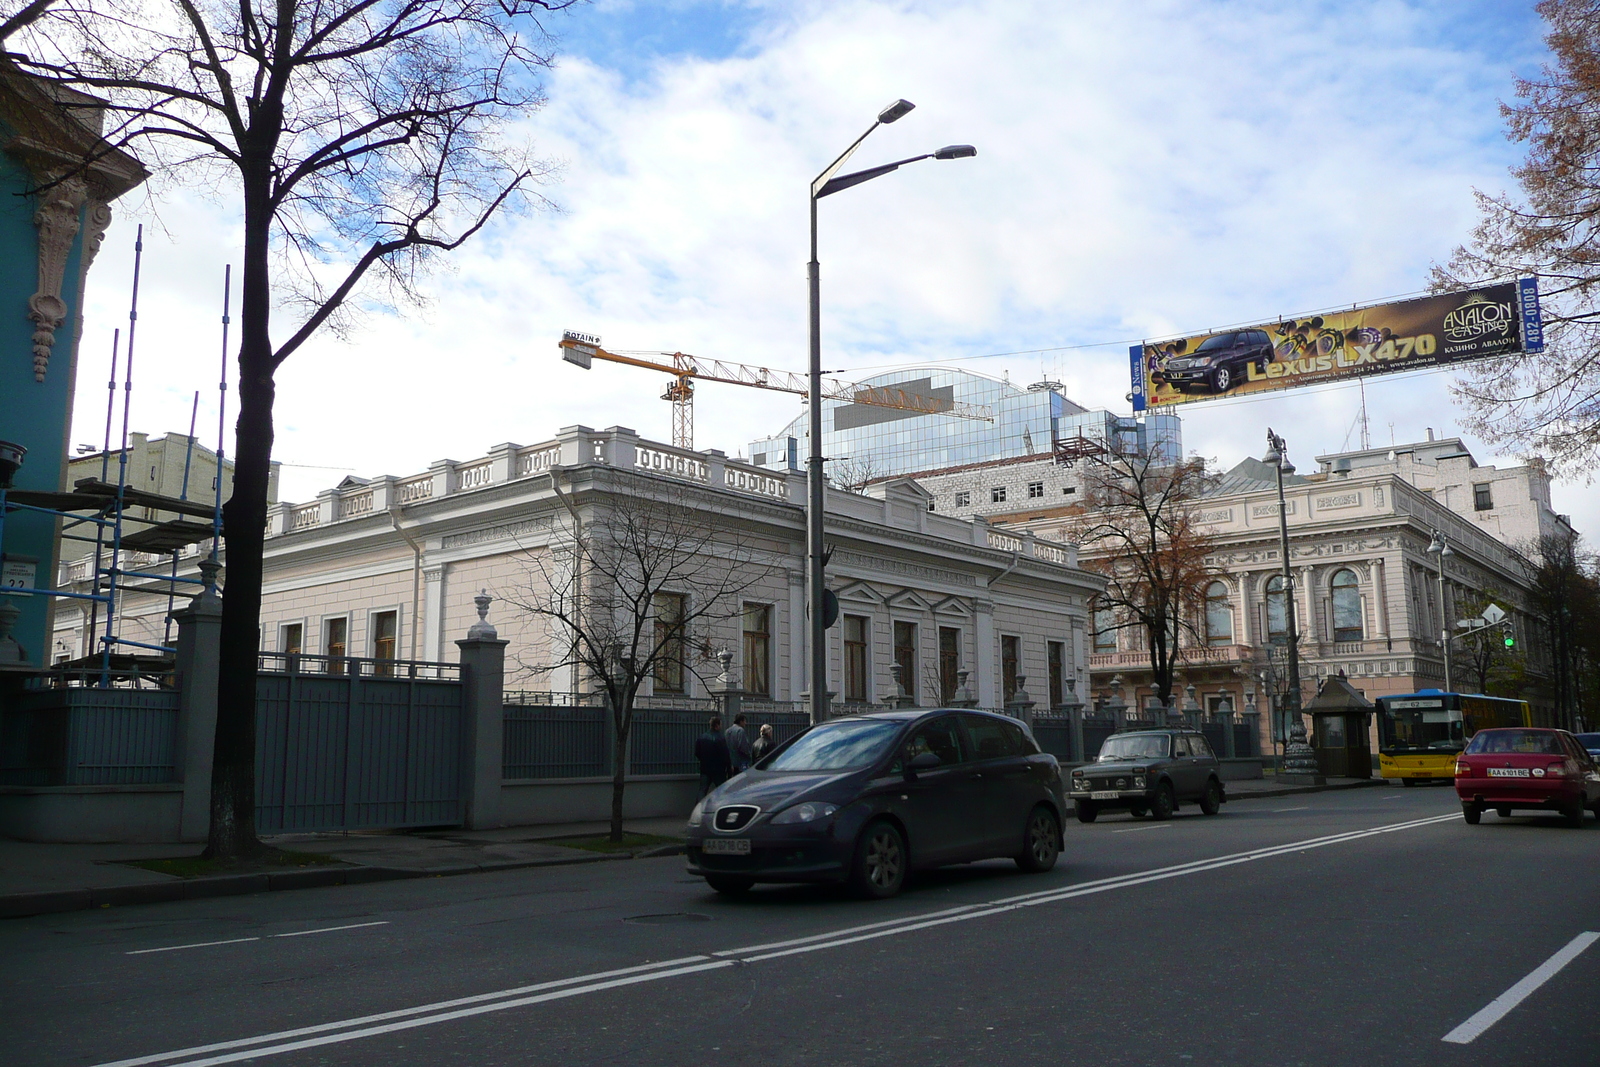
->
[1304,673,1374,779]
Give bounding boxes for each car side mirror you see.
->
[905,752,942,778]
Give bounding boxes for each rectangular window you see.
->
[653,592,687,693]
[1062,486,1075,496]
[1048,640,1066,708]
[324,616,348,674]
[955,491,971,508]
[1001,634,1020,703]
[1092,607,1117,653]
[894,621,918,705]
[1027,481,1044,499]
[844,615,869,703]
[742,603,772,697]
[280,622,303,656]
[990,486,1007,503]
[372,610,398,676]
[939,626,961,704]
[1474,483,1493,511]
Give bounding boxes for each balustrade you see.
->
[635,446,708,482]
[456,463,493,490]
[338,491,373,519]
[724,466,787,499]
[395,477,433,504]
[518,445,560,476]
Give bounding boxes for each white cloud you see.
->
[71,0,1587,535]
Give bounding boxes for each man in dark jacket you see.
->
[695,716,731,798]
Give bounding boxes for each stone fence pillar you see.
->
[1005,675,1037,729]
[457,590,508,830]
[174,559,222,842]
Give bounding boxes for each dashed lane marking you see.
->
[1442,931,1599,1044]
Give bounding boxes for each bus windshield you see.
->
[1379,707,1464,754]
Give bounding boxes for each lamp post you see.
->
[1263,429,1320,782]
[1427,529,1454,692]
[806,100,974,724]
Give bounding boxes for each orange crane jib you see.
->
[559,336,992,451]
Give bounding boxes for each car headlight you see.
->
[771,802,838,825]
[687,798,706,828]
[1070,777,1087,791]
[1133,776,1146,789]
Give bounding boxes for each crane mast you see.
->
[559,333,993,450]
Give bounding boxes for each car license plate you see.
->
[701,838,750,855]
[1488,768,1531,778]
[1091,790,1119,800]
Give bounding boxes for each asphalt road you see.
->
[3,785,1597,1067]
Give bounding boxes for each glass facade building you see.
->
[748,368,1180,478]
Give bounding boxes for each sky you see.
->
[68,0,1587,536]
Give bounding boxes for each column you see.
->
[173,561,222,842]
[1236,570,1253,647]
[1368,558,1388,639]
[974,600,996,709]
[786,568,805,701]
[457,593,508,830]
[1299,566,1318,644]
[422,565,445,661]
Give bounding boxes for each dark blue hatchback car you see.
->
[684,708,1067,898]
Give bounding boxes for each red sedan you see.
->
[1455,728,1600,827]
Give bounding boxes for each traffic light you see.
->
[1504,629,1515,649]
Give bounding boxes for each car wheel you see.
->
[1496,806,1511,818]
[1563,802,1586,829]
[1075,800,1098,823]
[1212,365,1233,391]
[1016,806,1061,873]
[706,874,754,895]
[850,819,907,899]
[1150,782,1176,820]
[1462,803,1481,825]
[1199,779,1223,816]
[1127,803,1148,818]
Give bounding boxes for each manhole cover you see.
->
[622,912,712,925]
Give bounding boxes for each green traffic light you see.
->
[1504,634,1515,648]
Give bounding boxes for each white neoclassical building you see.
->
[988,434,1570,746]
[52,425,1104,712]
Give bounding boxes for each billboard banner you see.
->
[1129,280,1540,411]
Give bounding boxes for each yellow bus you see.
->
[1375,691,1532,784]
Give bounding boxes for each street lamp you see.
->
[1263,428,1319,781]
[805,100,975,724]
[1427,529,1455,692]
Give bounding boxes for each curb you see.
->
[0,843,688,920]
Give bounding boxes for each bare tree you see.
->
[829,454,886,495]
[1512,532,1600,729]
[1074,445,1221,708]
[508,488,774,842]
[8,0,574,858]
[1432,0,1600,477]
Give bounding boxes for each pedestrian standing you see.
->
[750,723,777,764]
[724,713,753,774]
[695,716,731,798]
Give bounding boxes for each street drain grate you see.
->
[622,913,712,925]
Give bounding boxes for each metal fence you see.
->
[501,700,814,779]
[0,687,180,786]
[255,656,465,832]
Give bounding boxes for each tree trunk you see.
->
[609,705,628,843]
[204,157,275,860]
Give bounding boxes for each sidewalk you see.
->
[1,779,1389,920]
[0,817,690,920]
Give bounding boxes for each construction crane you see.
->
[558,332,993,450]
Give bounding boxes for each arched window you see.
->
[1204,581,1233,646]
[1331,569,1363,642]
[1092,605,1118,653]
[1265,575,1288,645]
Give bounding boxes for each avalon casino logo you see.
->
[1443,297,1514,343]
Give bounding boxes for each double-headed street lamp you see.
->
[805,100,975,724]
[1427,529,1455,692]
[1263,428,1319,779]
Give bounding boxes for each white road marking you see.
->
[1111,824,1173,833]
[1271,806,1311,813]
[125,938,260,956]
[273,921,389,938]
[1441,931,1600,1045]
[96,812,1460,1067]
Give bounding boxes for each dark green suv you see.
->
[1068,729,1226,822]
